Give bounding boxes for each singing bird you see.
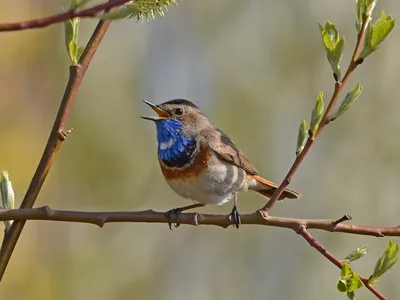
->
[141,99,300,229]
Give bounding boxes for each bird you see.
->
[141,99,300,229]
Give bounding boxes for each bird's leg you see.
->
[229,192,241,229]
[165,203,205,230]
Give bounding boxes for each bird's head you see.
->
[141,99,211,142]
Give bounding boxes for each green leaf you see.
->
[77,47,85,61]
[329,37,345,79]
[337,277,348,293]
[356,0,364,26]
[319,22,337,51]
[365,0,377,15]
[369,240,399,284]
[331,83,363,121]
[371,11,395,47]
[356,0,377,18]
[1,170,15,231]
[68,41,78,64]
[319,22,344,79]
[64,17,81,64]
[359,11,395,59]
[347,291,355,300]
[337,263,364,293]
[344,245,369,263]
[309,92,324,137]
[64,19,75,49]
[296,120,307,156]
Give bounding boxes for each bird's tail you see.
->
[250,175,301,200]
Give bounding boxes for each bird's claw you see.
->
[229,205,241,229]
[165,208,182,230]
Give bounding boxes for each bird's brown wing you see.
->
[200,128,301,200]
[200,128,259,175]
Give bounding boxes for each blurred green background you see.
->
[1,0,400,299]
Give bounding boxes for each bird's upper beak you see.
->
[141,100,170,121]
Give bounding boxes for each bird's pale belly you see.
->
[165,158,248,205]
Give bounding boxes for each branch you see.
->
[0,11,115,281]
[298,225,386,300]
[262,12,370,213]
[0,0,131,32]
[0,207,399,238]
[0,206,394,299]
[255,12,387,299]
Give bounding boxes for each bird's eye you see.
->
[175,108,184,115]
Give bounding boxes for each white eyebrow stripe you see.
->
[159,138,175,150]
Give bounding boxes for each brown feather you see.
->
[201,127,300,201]
[201,128,259,175]
[252,175,301,200]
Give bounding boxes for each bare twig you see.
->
[0,0,131,32]
[0,207,399,238]
[262,13,370,213]
[332,214,352,227]
[298,225,386,300]
[0,15,114,281]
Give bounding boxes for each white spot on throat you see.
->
[159,138,175,150]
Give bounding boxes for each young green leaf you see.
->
[356,0,363,26]
[296,120,307,156]
[344,245,369,263]
[319,22,345,79]
[68,41,78,64]
[319,22,338,51]
[1,170,15,231]
[309,92,324,137]
[359,11,395,59]
[337,263,364,293]
[369,240,399,284]
[64,17,82,64]
[331,83,363,121]
[356,0,377,18]
[365,0,377,16]
[346,291,355,300]
[371,11,395,47]
[77,47,85,60]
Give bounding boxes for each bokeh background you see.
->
[1,0,400,299]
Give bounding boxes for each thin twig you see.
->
[262,13,370,213]
[298,225,386,300]
[0,15,114,282]
[0,0,131,32]
[0,207,399,238]
[256,12,384,299]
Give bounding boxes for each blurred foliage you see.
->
[0,0,400,299]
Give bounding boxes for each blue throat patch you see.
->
[155,119,197,168]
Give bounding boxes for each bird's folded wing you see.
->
[200,128,258,175]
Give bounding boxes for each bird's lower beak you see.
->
[141,100,170,121]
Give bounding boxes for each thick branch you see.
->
[0,13,114,281]
[0,207,399,238]
[0,0,131,32]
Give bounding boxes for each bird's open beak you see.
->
[141,100,170,121]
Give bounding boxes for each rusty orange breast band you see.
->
[159,145,209,180]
